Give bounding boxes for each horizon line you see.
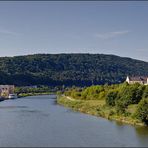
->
[0,52,147,63]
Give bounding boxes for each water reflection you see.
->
[135,126,148,136]
[134,126,148,147]
[12,109,50,117]
[0,106,28,109]
[0,95,147,147]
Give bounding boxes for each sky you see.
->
[0,1,148,61]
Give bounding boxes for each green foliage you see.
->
[66,85,106,100]
[106,90,118,106]
[56,91,62,95]
[116,83,144,107]
[116,100,126,114]
[15,86,52,94]
[0,53,148,86]
[64,82,148,125]
[134,98,148,125]
[143,85,148,98]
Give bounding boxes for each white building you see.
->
[0,85,15,98]
[126,76,148,85]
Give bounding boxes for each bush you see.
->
[117,84,143,107]
[134,98,148,125]
[116,100,126,114]
[106,90,118,106]
[143,86,148,98]
[56,91,62,95]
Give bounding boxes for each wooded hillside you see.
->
[0,53,148,86]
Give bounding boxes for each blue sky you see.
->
[0,1,148,61]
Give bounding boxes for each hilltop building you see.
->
[126,76,148,85]
[0,85,15,98]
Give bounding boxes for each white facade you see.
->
[0,85,15,98]
[126,76,148,85]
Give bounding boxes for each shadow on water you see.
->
[21,95,56,99]
[11,109,50,117]
[0,106,28,109]
[115,121,129,127]
[19,110,42,113]
[115,120,148,137]
[134,126,148,146]
[135,126,148,136]
[52,99,58,105]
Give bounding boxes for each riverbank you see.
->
[0,92,55,100]
[0,98,5,102]
[18,92,55,98]
[57,95,145,126]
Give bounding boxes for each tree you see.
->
[134,98,148,125]
[0,53,148,86]
[106,90,118,106]
[143,85,148,98]
[116,100,126,114]
[117,83,143,107]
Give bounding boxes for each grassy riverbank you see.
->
[57,95,144,126]
[18,92,55,98]
[57,82,148,127]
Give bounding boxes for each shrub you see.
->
[106,90,118,106]
[117,84,144,107]
[143,86,148,98]
[116,100,126,114]
[134,98,148,125]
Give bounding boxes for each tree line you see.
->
[0,53,148,86]
[63,83,148,125]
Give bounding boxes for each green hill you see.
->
[0,53,148,86]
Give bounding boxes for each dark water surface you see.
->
[0,95,147,147]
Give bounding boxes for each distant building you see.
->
[126,76,148,85]
[0,85,15,98]
[24,85,37,89]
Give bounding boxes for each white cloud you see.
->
[0,29,19,36]
[95,30,130,39]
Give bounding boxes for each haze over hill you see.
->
[0,53,148,86]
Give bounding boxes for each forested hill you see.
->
[0,53,148,86]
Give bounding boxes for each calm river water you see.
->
[0,95,148,147]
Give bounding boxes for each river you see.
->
[0,95,147,147]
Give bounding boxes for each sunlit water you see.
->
[0,95,147,147]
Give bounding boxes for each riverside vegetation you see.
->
[57,82,148,126]
[14,86,58,97]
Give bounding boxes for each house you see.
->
[0,85,15,98]
[24,85,37,89]
[126,76,148,85]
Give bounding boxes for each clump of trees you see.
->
[64,82,148,125]
[14,85,57,94]
[106,90,118,106]
[134,98,148,125]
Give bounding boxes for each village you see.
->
[0,85,40,100]
[0,85,16,100]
